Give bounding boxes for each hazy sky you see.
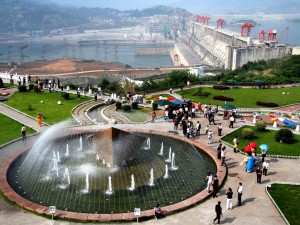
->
[49,0,181,10]
[47,0,300,14]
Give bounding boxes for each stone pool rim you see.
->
[0,128,227,222]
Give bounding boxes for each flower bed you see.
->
[213,96,234,101]
[213,85,230,90]
[256,101,279,107]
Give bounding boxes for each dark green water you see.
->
[8,132,216,213]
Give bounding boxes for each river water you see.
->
[0,41,174,68]
[0,20,299,68]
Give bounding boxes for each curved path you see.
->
[0,99,298,224]
[72,100,105,126]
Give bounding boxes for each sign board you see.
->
[134,208,141,217]
[49,206,56,214]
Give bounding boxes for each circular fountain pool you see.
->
[5,126,218,217]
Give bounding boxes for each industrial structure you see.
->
[173,17,293,70]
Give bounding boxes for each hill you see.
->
[0,1,191,33]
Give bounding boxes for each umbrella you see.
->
[221,103,236,110]
[170,99,188,105]
[253,79,264,83]
[167,96,176,101]
[249,142,257,148]
[153,99,175,106]
[227,79,237,83]
[244,145,252,152]
[259,144,269,152]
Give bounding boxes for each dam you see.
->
[173,22,295,70]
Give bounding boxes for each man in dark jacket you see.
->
[213,201,223,224]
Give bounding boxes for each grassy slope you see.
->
[221,126,300,156]
[4,91,89,124]
[176,87,300,108]
[0,113,36,145]
[268,184,300,225]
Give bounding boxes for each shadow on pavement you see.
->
[222,216,237,223]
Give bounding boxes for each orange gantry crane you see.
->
[241,22,254,37]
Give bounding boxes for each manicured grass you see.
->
[117,106,164,122]
[0,113,36,145]
[221,126,300,156]
[176,87,300,108]
[268,184,300,225]
[3,83,16,88]
[4,91,89,125]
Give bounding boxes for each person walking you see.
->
[173,117,179,130]
[77,89,81,99]
[206,172,213,193]
[150,110,156,123]
[233,136,238,153]
[237,182,243,206]
[226,187,233,210]
[196,121,201,136]
[221,146,226,166]
[217,123,223,136]
[261,150,267,163]
[217,144,222,160]
[212,175,219,198]
[207,129,213,144]
[256,167,262,183]
[21,124,26,141]
[36,113,43,127]
[94,92,97,101]
[205,125,209,135]
[213,201,223,224]
[229,115,235,128]
[262,160,270,176]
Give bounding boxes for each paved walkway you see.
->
[1,104,298,225]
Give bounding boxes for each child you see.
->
[205,125,209,135]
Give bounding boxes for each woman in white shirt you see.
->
[206,172,213,192]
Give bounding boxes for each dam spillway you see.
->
[174,22,292,70]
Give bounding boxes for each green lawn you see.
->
[3,83,16,88]
[4,91,89,125]
[221,126,300,156]
[0,113,36,145]
[176,87,300,108]
[268,184,300,225]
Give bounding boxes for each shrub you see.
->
[27,104,33,111]
[213,85,230,90]
[18,85,27,92]
[61,92,70,100]
[0,78,3,88]
[65,83,77,90]
[275,128,294,143]
[123,105,131,111]
[255,121,267,131]
[28,84,34,91]
[242,128,254,139]
[115,101,122,109]
[213,96,234,101]
[256,101,279,107]
[132,102,139,109]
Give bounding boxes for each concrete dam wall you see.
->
[183,22,291,70]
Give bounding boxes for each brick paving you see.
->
[0,98,298,224]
